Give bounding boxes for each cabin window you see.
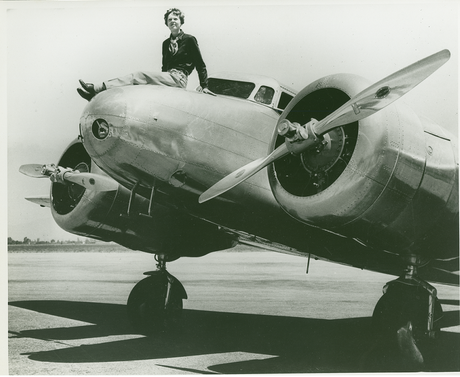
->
[207,78,255,99]
[278,91,294,110]
[254,86,275,105]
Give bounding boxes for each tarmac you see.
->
[7,247,460,374]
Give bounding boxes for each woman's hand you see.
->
[197,86,216,96]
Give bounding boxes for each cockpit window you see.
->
[278,91,294,110]
[207,78,255,99]
[254,86,275,105]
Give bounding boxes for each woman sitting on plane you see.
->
[77,7,213,101]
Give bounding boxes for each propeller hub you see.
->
[277,119,299,139]
[41,164,56,176]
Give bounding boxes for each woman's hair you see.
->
[164,8,185,26]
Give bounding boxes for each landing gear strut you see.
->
[369,257,443,371]
[127,254,187,335]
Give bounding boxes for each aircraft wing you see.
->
[217,224,459,287]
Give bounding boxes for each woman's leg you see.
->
[103,71,185,91]
[78,70,188,101]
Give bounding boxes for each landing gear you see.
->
[368,258,443,371]
[127,255,187,335]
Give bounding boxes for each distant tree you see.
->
[23,237,31,244]
[7,237,21,244]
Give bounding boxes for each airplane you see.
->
[20,49,458,370]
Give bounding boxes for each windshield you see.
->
[207,78,255,99]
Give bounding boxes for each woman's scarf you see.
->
[169,31,184,55]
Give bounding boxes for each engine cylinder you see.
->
[50,141,158,251]
[268,74,458,258]
[50,140,237,257]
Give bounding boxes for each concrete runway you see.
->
[8,247,460,374]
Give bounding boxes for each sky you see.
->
[3,0,459,243]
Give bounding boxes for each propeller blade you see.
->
[64,172,119,192]
[199,143,289,203]
[313,49,451,135]
[20,163,118,192]
[19,164,49,178]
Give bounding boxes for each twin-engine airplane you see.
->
[20,49,458,368]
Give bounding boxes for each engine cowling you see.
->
[51,140,236,258]
[268,74,458,259]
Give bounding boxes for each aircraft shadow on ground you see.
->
[9,300,460,373]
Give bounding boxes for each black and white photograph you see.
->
[5,0,459,374]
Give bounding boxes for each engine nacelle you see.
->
[51,140,236,258]
[268,74,458,259]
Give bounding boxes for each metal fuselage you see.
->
[80,85,280,210]
[79,85,357,258]
[79,82,458,282]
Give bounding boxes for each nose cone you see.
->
[79,87,128,158]
[80,85,165,158]
[79,85,181,184]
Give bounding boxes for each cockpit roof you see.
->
[207,72,297,111]
[209,72,297,96]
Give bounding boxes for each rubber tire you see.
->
[369,282,442,371]
[127,274,183,335]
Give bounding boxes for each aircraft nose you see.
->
[79,85,188,184]
[79,87,137,159]
[79,85,170,179]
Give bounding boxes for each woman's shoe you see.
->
[79,79,96,95]
[77,88,94,101]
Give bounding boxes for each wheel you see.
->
[368,281,443,371]
[127,273,183,335]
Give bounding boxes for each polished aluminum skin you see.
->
[79,85,281,210]
[77,71,458,283]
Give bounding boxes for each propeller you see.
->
[19,163,118,192]
[63,172,119,191]
[19,163,51,178]
[199,49,450,203]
